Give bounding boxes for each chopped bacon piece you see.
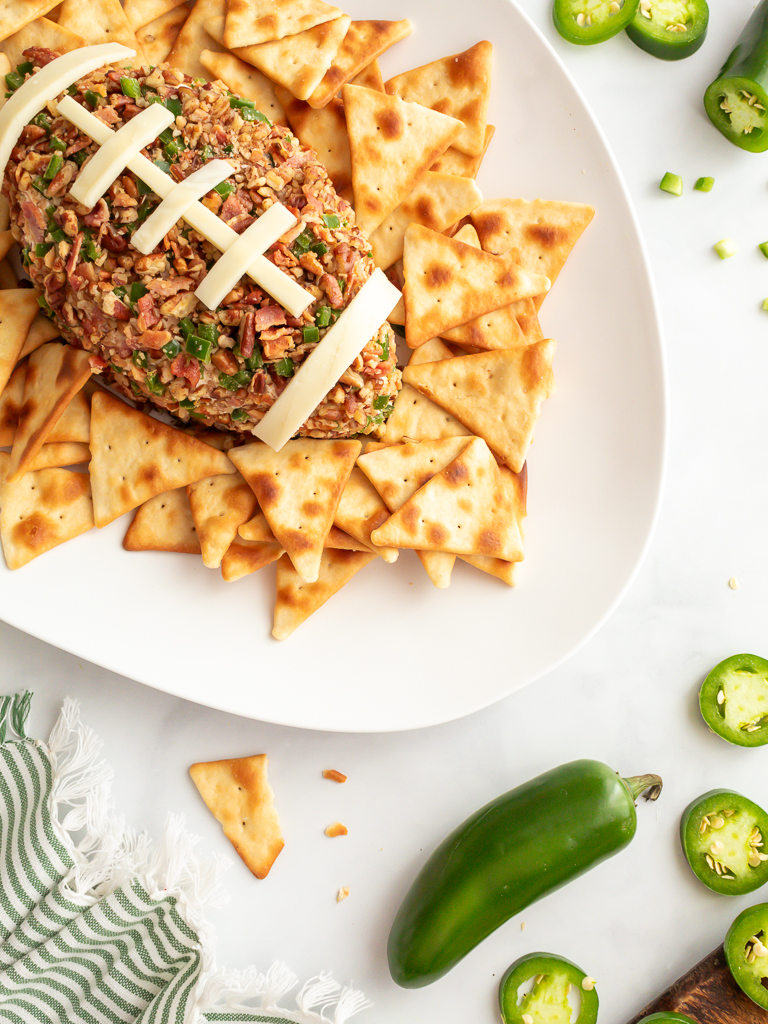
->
[220,194,246,223]
[253,305,286,330]
[83,199,109,227]
[22,46,57,67]
[171,352,201,389]
[147,276,194,297]
[65,138,90,158]
[137,293,160,329]
[65,233,83,275]
[20,201,46,243]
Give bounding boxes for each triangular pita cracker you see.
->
[18,313,61,363]
[380,337,471,444]
[187,470,258,568]
[167,0,225,79]
[0,17,85,69]
[89,391,235,528]
[514,296,544,345]
[471,198,595,308]
[0,453,93,570]
[57,0,145,57]
[430,124,495,178]
[136,5,189,65]
[224,0,341,50]
[440,226,528,350]
[221,536,283,581]
[371,437,523,560]
[342,84,463,236]
[306,19,412,108]
[459,461,526,585]
[0,359,25,445]
[402,223,550,347]
[369,172,482,271]
[47,385,90,443]
[189,754,284,879]
[7,343,93,483]
[0,230,13,262]
[0,259,16,288]
[200,49,285,125]
[272,548,375,640]
[0,290,41,401]
[234,16,350,103]
[403,341,556,472]
[0,0,62,46]
[333,465,398,563]
[228,438,360,583]
[237,511,366,550]
[123,0,186,31]
[350,57,383,92]
[358,436,472,589]
[123,487,201,554]
[28,442,90,471]
[385,41,492,158]
[237,510,277,542]
[277,88,351,198]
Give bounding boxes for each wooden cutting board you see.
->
[627,945,768,1023]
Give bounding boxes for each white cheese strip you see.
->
[195,202,297,309]
[131,159,235,254]
[0,44,135,184]
[68,102,174,209]
[254,268,401,451]
[58,98,313,315]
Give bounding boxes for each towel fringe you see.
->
[41,697,370,1024]
[194,965,370,1024]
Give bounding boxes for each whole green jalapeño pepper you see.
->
[387,759,662,988]
[681,789,768,894]
[704,0,768,152]
[499,953,598,1024]
[636,1015,697,1023]
[699,653,768,746]
[725,903,768,1009]
[553,0,640,45]
[625,0,708,61]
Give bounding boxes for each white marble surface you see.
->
[4,1,768,1021]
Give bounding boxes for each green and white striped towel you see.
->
[0,692,369,1024]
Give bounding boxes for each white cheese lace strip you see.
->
[58,96,313,316]
[68,102,175,209]
[0,44,136,184]
[253,268,401,451]
[194,202,297,309]
[131,159,235,254]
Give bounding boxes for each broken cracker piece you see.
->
[189,753,284,879]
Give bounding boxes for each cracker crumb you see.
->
[337,886,350,902]
[323,769,347,783]
[520,920,526,931]
[326,821,348,837]
[729,576,739,589]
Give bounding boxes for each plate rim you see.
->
[0,0,669,733]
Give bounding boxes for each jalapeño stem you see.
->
[623,773,663,802]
